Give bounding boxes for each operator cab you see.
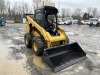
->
[34,6,58,35]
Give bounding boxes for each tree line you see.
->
[61,7,99,21]
[0,0,99,23]
[0,0,36,22]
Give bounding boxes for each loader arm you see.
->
[26,16,49,41]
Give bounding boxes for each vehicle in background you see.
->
[81,20,89,25]
[89,18,100,27]
[70,20,78,25]
[58,19,71,25]
[0,17,6,26]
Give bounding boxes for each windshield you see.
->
[61,18,66,22]
[48,15,55,22]
[48,14,57,24]
[89,18,98,21]
[36,13,42,20]
[46,14,58,30]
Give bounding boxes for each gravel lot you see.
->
[0,24,100,75]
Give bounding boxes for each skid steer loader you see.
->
[24,6,86,72]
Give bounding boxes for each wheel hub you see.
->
[34,42,38,52]
[25,36,28,45]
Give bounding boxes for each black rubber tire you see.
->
[64,23,66,25]
[96,23,99,27]
[24,33,32,48]
[32,37,45,56]
[66,35,69,43]
[89,24,92,27]
[61,34,69,44]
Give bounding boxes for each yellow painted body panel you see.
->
[25,23,30,33]
[25,16,68,48]
[32,31,40,36]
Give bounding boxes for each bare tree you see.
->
[32,0,41,10]
[61,8,66,18]
[12,1,18,15]
[87,7,98,18]
[92,8,98,17]
[72,8,82,24]
[18,1,23,15]
[22,2,29,14]
[73,8,81,16]
[66,8,71,17]
[24,3,29,13]
[87,7,92,15]
[5,0,11,17]
[97,11,100,18]
[0,0,5,14]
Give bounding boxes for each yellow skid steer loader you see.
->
[24,6,86,72]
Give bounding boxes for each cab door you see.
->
[35,10,45,28]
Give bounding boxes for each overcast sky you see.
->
[9,0,100,12]
[51,0,100,12]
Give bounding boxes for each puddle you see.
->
[6,40,12,44]
[97,54,100,56]
[66,32,78,36]
[12,39,24,45]
[20,46,50,70]
[33,55,50,70]
[78,66,84,70]
[13,37,23,40]
[86,50,100,56]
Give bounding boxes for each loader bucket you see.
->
[42,42,86,72]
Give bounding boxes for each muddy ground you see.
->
[0,24,100,75]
